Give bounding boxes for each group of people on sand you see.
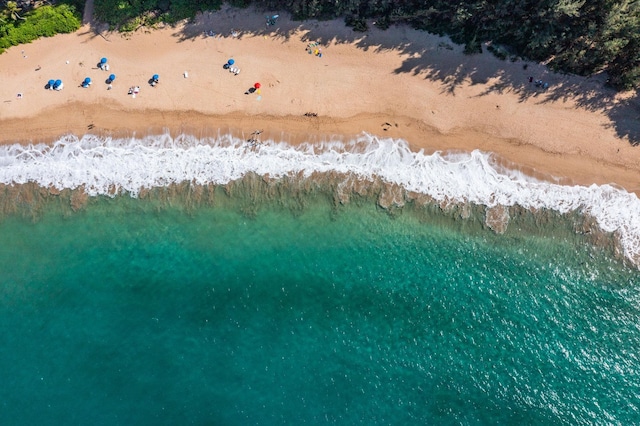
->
[306,42,323,57]
[246,130,263,147]
[223,58,240,75]
[528,76,549,90]
[34,42,282,105]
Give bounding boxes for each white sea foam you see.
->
[1,132,640,263]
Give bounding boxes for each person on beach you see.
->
[247,130,263,146]
[266,15,279,26]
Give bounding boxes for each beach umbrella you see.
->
[152,74,159,81]
[100,57,107,64]
[84,77,91,85]
[48,79,55,87]
[254,82,261,89]
[54,79,62,88]
[109,74,116,82]
[227,59,235,65]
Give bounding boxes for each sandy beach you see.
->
[1,5,639,193]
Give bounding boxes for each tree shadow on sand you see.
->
[148,5,640,146]
[396,44,640,145]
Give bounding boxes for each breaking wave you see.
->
[1,132,639,264]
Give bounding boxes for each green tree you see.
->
[87,0,640,89]
[4,1,25,21]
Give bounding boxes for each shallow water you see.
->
[1,193,639,425]
[2,134,639,264]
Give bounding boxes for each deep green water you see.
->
[1,194,639,425]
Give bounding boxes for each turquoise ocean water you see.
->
[1,135,640,424]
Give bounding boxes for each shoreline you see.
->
[2,101,636,192]
[1,6,639,193]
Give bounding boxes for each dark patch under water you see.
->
[0,183,638,425]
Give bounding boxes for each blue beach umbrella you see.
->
[227,59,234,65]
[54,79,62,88]
[152,74,159,81]
[100,57,107,64]
[48,79,55,87]
[109,74,116,82]
[84,77,91,85]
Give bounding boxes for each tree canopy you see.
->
[1,0,638,90]
[0,2,81,51]
[256,0,639,90]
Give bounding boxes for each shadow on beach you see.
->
[90,5,640,146]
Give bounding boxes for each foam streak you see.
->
[1,133,639,263]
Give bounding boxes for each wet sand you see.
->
[1,6,639,193]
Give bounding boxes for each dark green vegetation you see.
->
[0,1,82,52]
[89,0,640,91]
[0,1,637,144]
[93,0,223,30]
[1,0,638,90]
[290,0,640,91]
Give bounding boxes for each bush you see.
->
[0,4,81,51]
[345,15,368,32]
[463,35,482,55]
[227,0,252,7]
[373,15,390,30]
[93,0,223,29]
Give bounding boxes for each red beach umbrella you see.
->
[254,82,261,89]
